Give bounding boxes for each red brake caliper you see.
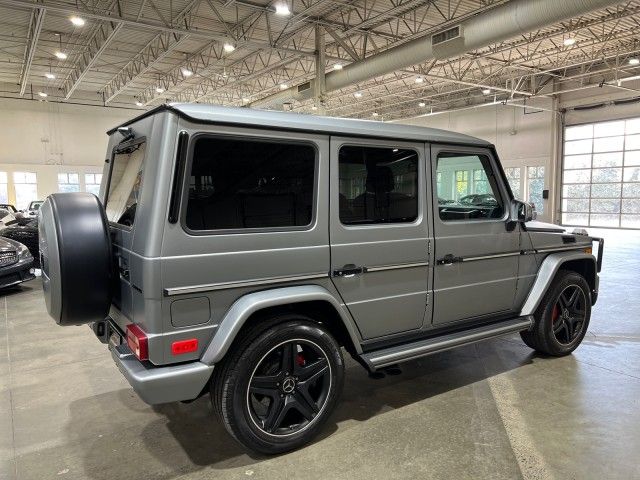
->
[552,304,560,324]
[296,353,305,367]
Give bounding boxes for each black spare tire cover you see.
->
[39,193,112,325]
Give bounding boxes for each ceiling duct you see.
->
[251,0,621,109]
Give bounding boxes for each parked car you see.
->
[0,204,18,214]
[17,200,43,220]
[38,104,604,454]
[0,236,35,289]
[0,218,39,267]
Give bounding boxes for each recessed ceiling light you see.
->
[54,51,67,60]
[280,83,288,90]
[563,37,576,46]
[629,58,640,66]
[482,88,492,95]
[274,2,291,15]
[44,72,56,79]
[419,102,426,107]
[392,148,399,152]
[354,91,363,98]
[333,63,343,70]
[311,105,318,110]
[70,16,85,26]
[181,67,193,77]
[155,87,165,93]
[372,112,379,117]
[135,101,143,107]
[242,97,250,102]
[223,42,236,53]
[415,77,424,83]
[38,92,47,97]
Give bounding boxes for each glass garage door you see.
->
[562,118,640,229]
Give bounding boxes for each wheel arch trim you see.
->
[200,285,362,365]
[520,252,597,316]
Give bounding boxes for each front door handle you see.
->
[333,264,367,277]
[436,254,463,265]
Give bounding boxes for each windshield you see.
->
[28,201,42,211]
[105,141,146,227]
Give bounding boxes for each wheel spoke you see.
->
[297,358,329,382]
[291,391,316,421]
[553,319,565,334]
[567,288,580,309]
[280,343,295,375]
[249,374,281,397]
[263,395,287,433]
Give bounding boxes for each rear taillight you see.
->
[126,324,148,361]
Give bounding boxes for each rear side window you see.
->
[105,141,146,227]
[339,145,419,225]
[185,136,316,231]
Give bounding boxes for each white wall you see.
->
[0,98,137,206]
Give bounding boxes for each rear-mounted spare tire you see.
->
[39,193,113,325]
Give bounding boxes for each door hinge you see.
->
[426,292,430,305]
[428,239,431,255]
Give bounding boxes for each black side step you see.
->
[361,316,533,370]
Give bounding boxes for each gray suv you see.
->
[39,104,603,454]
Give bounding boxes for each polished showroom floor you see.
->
[1,228,638,480]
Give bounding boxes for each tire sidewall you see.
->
[222,318,344,453]
[539,271,591,354]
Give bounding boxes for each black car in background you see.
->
[0,236,35,289]
[0,218,39,267]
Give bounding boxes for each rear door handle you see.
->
[436,254,463,265]
[333,264,367,277]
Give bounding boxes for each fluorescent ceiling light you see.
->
[38,92,47,97]
[135,101,143,107]
[372,112,379,117]
[333,64,343,70]
[70,16,85,26]
[629,58,640,66]
[311,105,318,110]
[155,87,165,93]
[563,37,576,46]
[482,88,492,95]
[44,72,56,79]
[181,67,193,77]
[275,3,291,15]
[415,77,424,83]
[354,92,363,98]
[242,97,250,102]
[54,51,67,60]
[280,83,288,90]
[223,42,236,53]
[418,102,426,107]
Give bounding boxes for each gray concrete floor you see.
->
[1,228,639,480]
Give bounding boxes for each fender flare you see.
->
[519,251,597,316]
[200,284,362,365]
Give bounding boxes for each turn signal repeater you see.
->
[584,247,593,255]
[126,324,148,361]
[172,339,199,355]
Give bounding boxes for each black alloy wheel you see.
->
[247,339,331,436]
[550,285,587,345]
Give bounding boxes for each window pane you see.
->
[26,172,37,183]
[504,167,521,200]
[626,135,640,151]
[622,199,640,214]
[590,199,620,214]
[565,140,592,155]
[436,153,504,221]
[624,167,640,182]
[562,199,589,213]
[621,214,640,228]
[185,138,315,230]
[528,175,545,213]
[594,121,624,138]
[623,183,640,198]
[106,142,147,227]
[564,155,591,169]
[96,174,103,183]
[592,152,623,168]
[563,184,590,198]
[565,124,593,140]
[0,184,7,204]
[562,213,589,225]
[85,173,95,184]
[592,168,622,183]
[58,173,67,183]
[590,213,619,227]
[69,173,79,184]
[625,151,640,166]
[591,183,621,198]
[626,119,640,135]
[0,172,6,183]
[86,184,100,196]
[13,172,25,183]
[593,136,624,153]
[339,145,418,225]
[563,169,591,184]
[14,184,37,210]
[59,184,80,193]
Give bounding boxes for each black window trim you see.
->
[434,148,510,224]
[179,131,320,236]
[336,141,423,228]
[104,135,147,232]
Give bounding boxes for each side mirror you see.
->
[507,200,535,230]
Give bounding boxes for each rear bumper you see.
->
[110,343,214,404]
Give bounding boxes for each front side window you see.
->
[58,173,80,193]
[339,145,418,225]
[13,172,37,210]
[436,153,504,221]
[185,136,316,231]
[105,142,146,227]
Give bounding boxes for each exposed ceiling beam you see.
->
[19,6,44,96]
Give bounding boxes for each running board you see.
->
[361,316,534,370]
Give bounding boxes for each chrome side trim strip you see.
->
[461,251,521,262]
[164,272,328,296]
[534,245,590,254]
[366,261,429,272]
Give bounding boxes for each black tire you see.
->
[211,315,344,454]
[39,193,113,325]
[520,270,591,356]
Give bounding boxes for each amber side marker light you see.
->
[172,339,198,355]
[126,324,149,361]
[584,247,593,255]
